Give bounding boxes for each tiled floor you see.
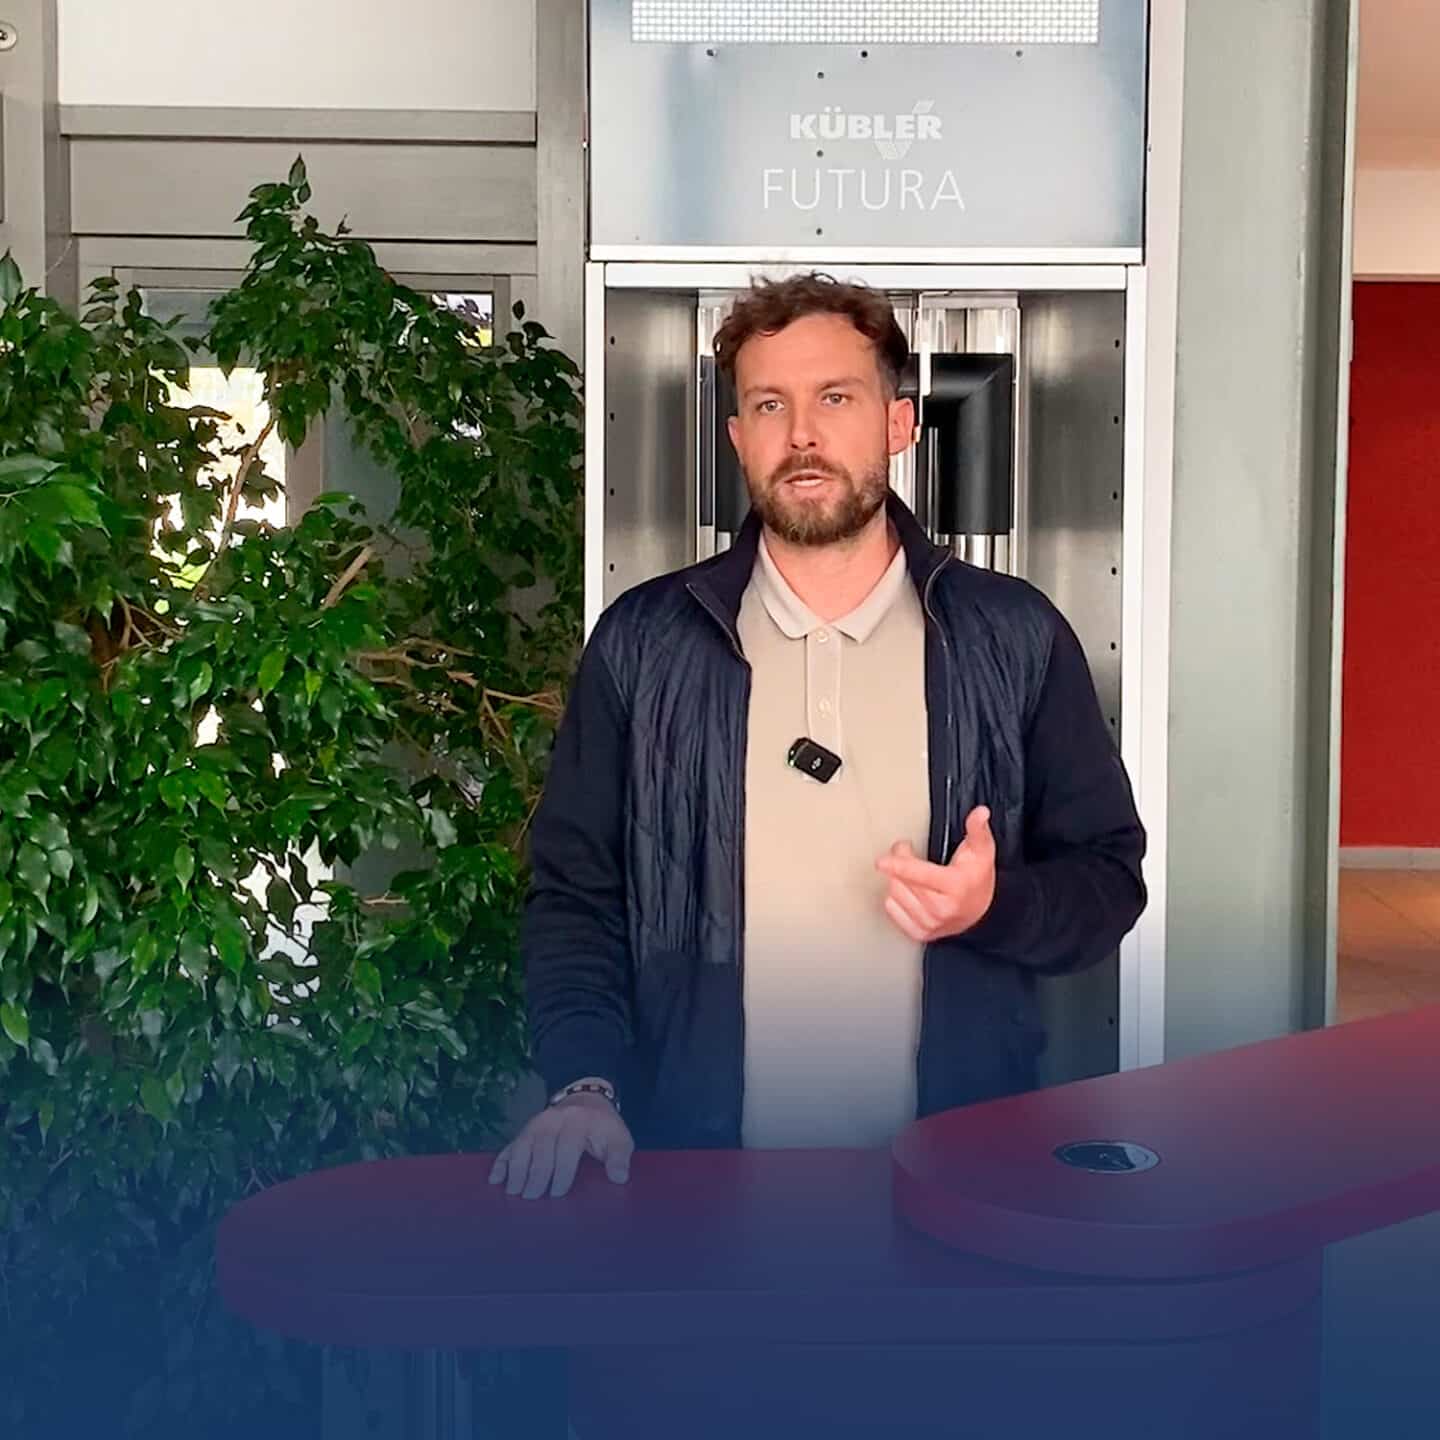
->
[1337,869,1440,1021]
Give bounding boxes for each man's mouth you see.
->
[783,471,835,489]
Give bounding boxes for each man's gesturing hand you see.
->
[875,805,997,943]
[488,1092,634,1199]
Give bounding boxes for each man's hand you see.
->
[488,1092,634,1200]
[875,805,997,943]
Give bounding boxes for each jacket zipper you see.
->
[921,555,955,862]
[686,582,751,1140]
[918,553,954,1116]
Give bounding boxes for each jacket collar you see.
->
[686,490,951,641]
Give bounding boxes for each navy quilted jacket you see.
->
[520,494,1147,1148]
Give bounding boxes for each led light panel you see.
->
[631,1,1101,46]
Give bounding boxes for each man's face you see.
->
[727,312,915,547]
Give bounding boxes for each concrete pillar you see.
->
[534,0,586,366]
[1164,0,1357,1058]
[0,0,74,302]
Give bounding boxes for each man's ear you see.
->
[887,396,916,457]
[727,413,741,454]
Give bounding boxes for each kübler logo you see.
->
[790,102,940,160]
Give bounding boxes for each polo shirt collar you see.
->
[752,530,910,643]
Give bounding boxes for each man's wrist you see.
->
[961,865,1032,946]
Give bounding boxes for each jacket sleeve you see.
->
[520,629,633,1099]
[956,607,1147,975]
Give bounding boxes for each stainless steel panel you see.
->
[1019,288,1127,1087]
[594,276,1130,1089]
[588,0,1147,252]
[603,289,698,606]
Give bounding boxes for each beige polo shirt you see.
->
[737,532,931,1149]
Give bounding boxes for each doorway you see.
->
[1336,280,1440,1022]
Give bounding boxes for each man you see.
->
[490,273,1147,1200]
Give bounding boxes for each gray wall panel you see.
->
[76,234,537,279]
[70,138,537,242]
[61,105,536,144]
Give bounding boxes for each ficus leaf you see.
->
[0,453,58,485]
[81,877,99,926]
[174,844,196,890]
[215,922,246,977]
[140,1073,174,1125]
[0,251,21,305]
[195,772,229,811]
[257,649,287,695]
[93,948,125,982]
[178,934,210,982]
[0,1002,30,1049]
[132,931,158,974]
[427,807,459,850]
[16,843,50,900]
[188,661,215,704]
[266,875,297,930]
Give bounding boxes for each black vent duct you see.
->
[699,355,750,534]
[704,349,1014,543]
[903,352,1015,538]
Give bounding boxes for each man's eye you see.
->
[822,392,848,405]
[756,399,781,414]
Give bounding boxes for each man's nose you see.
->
[787,403,820,449]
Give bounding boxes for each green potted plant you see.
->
[0,159,583,1434]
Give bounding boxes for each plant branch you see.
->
[320,544,374,609]
[514,788,544,852]
[193,413,277,599]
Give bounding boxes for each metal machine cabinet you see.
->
[582,2,1160,1089]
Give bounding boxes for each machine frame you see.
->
[583,259,1167,1076]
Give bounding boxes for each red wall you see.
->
[1341,283,1440,847]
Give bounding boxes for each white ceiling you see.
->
[1358,0,1440,166]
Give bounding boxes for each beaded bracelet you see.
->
[548,1078,619,1113]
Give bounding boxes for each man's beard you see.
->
[747,450,890,547]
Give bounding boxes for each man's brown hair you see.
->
[713,272,910,398]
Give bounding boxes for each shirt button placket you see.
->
[815,630,842,753]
